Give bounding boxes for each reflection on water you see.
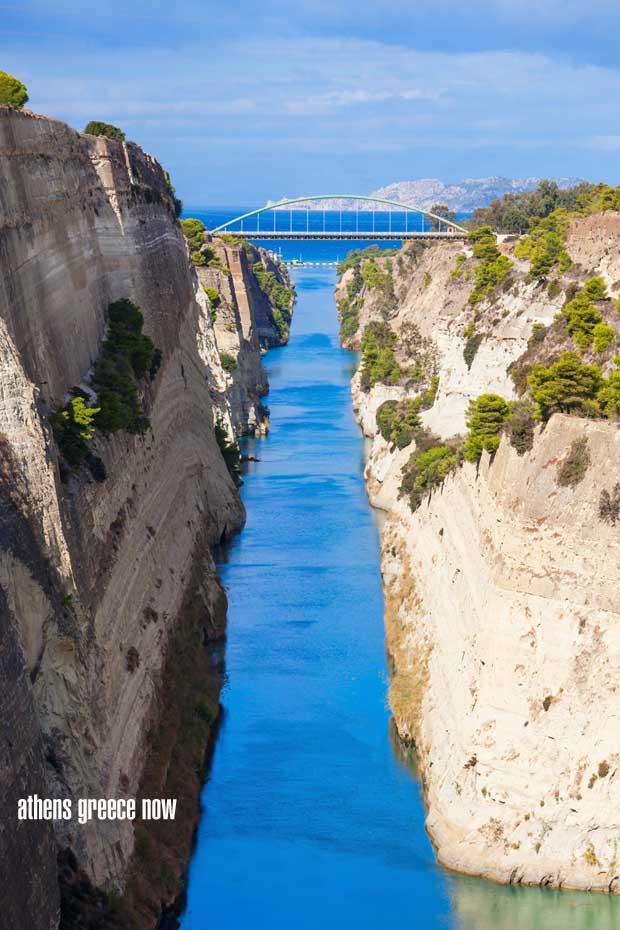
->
[451,875,620,930]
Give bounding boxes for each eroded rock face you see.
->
[343,217,620,893]
[0,105,281,926]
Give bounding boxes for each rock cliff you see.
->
[339,215,620,893]
[0,105,290,929]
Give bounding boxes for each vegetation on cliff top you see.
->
[0,71,28,108]
[181,218,206,251]
[84,120,126,142]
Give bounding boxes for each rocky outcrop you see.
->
[0,105,284,928]
[342,217,620,893]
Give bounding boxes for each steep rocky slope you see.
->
[0,105,291,929]
[338,214,620,892]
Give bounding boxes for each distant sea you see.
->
[183,207,471,264]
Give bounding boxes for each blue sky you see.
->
[3,0,620,205]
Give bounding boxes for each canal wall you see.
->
[0,104,291,928]
[340,214,620,892]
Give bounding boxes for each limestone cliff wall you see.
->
[0,105,277,928]
[342,217,620,893]
[196,239,292,436]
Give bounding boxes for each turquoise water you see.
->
[179,265,620,929]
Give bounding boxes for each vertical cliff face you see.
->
[341,217,620,893]
[0,105,287,928]
[196,238,293,436]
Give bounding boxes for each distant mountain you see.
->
[268,177,585,213]
[369,177,585,213]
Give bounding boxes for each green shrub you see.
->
[84,120,125,141]
[204,287,221,319]
[191,250,206,266]
[0,71,28,108]
[180,218,206,251]
[598,369,620,417]
[584,276,608,301]
[338,297,360,341]
[336,245,398,278]
[547,279,561,299]
[505,400,536,455]
[593,322,615,352]
[214,418,241,483]
[91,299,155,435]
[376,399,422,448]
[561,292,603,348]
[400,444,459,510]
[50,396,100,470]
[220,352,237,374]
[464,393,511,461]
[556,436,591,488]
[527,352,603,420]
[514,212,571,279]
[528,322,547,348]
[359,322,401,391]
[463,332,483,370]
[467,227,512,306]
[252,261,293,338]
[423,271,432,289]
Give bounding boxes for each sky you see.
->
[3,0,620,206]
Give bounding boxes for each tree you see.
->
[50,396,100,469]
[0,71,28,108]
[180,218,206,251]
[84,121,125,142]
[527,352,603,420]
[428,203,457,231]
[584,276,608,301]
[464,393,511,461]
[562,292,603,348]
[598,370,620,418]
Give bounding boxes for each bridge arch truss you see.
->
[210,194,468,240]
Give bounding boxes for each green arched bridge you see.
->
[211,195,468,241]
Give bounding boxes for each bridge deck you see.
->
[213,230,467,241]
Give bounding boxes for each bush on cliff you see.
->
[0,71,28,108]
[527,353,603,420]
[84,120,126,142]
[359,322,401,391]
[91,299,155,435]
[467,227,512,306]
[252,261,293,338]
[505,399,536,455]
[556,436,591,488]
[220,352,237,374]
[50,396,100,470]
[376,399,422,449]
[464,393,511,462]
[400,441,459,510]
[180,218,206,251]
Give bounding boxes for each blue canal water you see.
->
[179,218,620,930]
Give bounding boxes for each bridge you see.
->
[210,195,468,241]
